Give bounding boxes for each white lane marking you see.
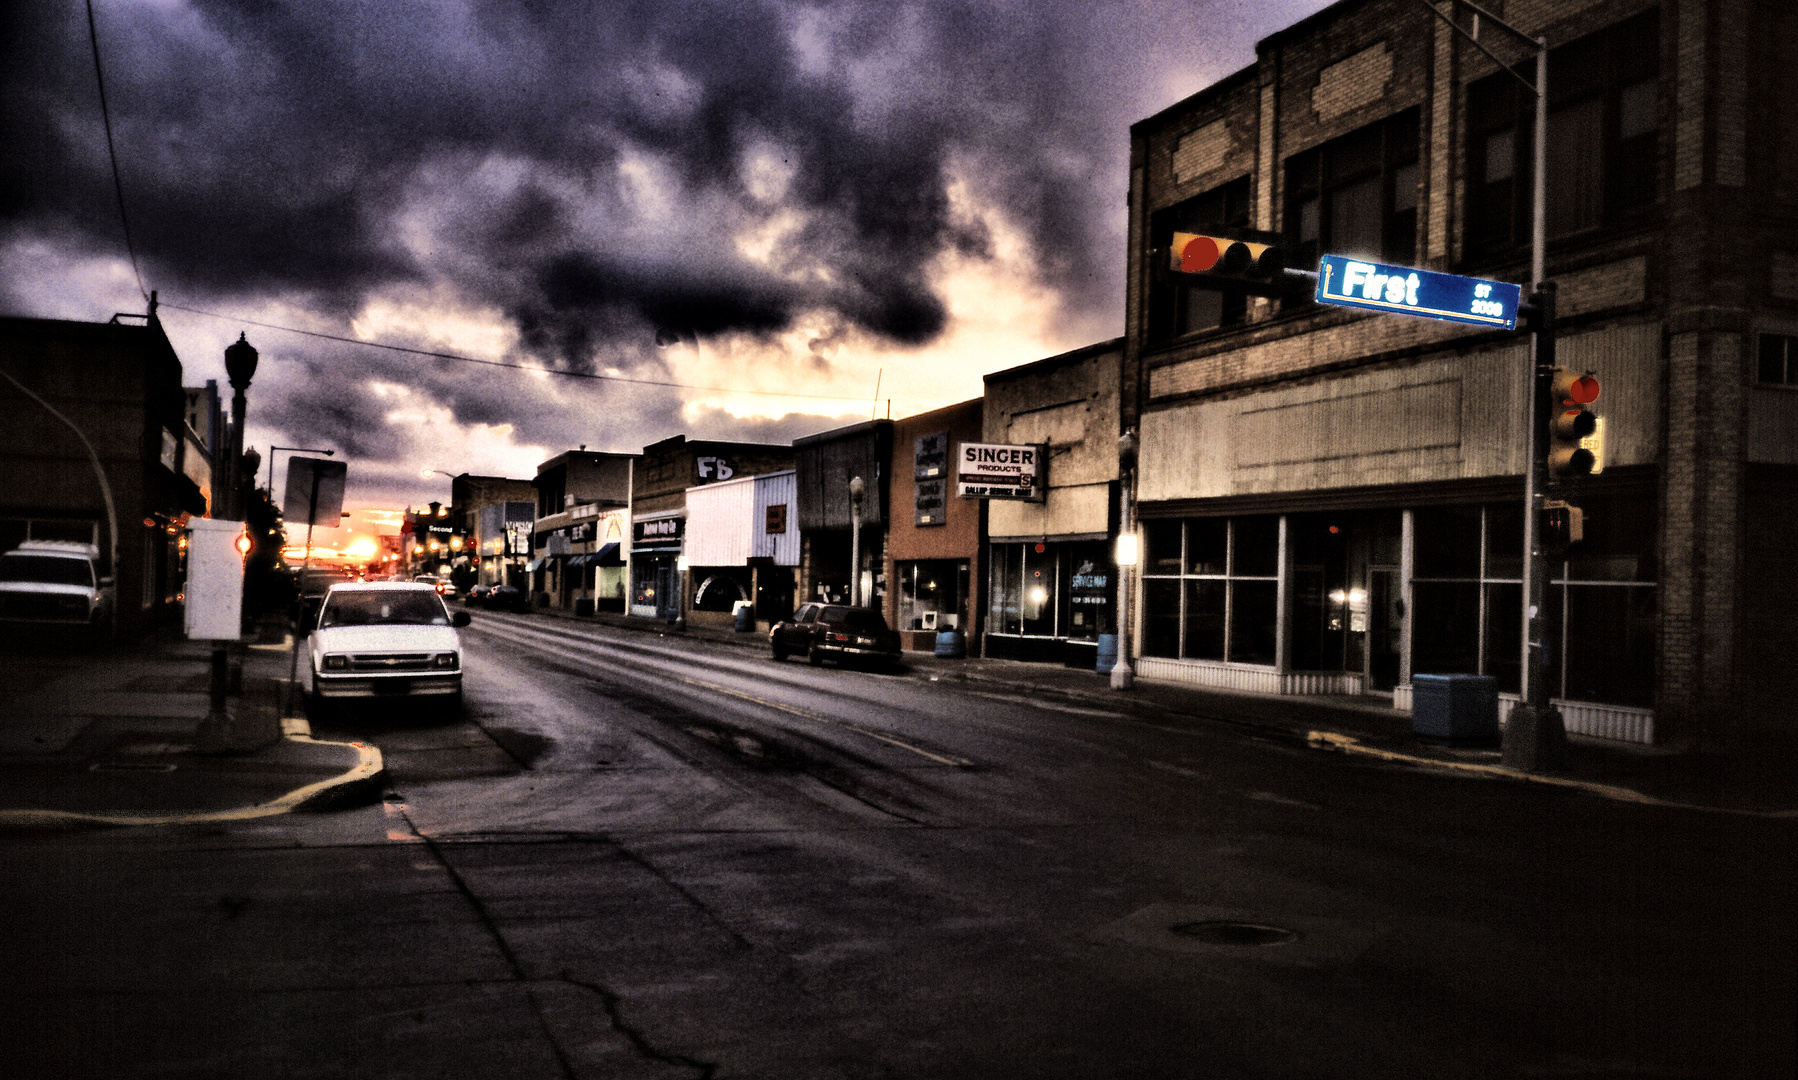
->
[466,620,974,767]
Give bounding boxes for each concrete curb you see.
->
[0,724,384,831]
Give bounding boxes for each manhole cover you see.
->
[1169,920,1298,946]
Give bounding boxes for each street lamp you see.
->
[848,475,865,607]
[222,333,258,521]
[1112,429,1139,691]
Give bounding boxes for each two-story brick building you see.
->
[1121,0,1798,749]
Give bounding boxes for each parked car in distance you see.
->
[0,540,113,645]
[466,583,493,606]
[484,583,530,612]
[769,603,902,669]
[308,582,471,716]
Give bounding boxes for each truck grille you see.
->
[0,594,86,621]
[345,652,437,673]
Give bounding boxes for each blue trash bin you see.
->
[934,630,967,658]
[1095,634,1119,673]
[1411,674,1499,743]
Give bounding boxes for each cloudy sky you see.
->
[2,0,1329,542]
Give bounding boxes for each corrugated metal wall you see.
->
[684,478,756,566]
[753,471,799,565]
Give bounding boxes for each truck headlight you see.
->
[323,654,348,671]
[433,652,458,669]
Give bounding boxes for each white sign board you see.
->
[183,517,243,641]
[283,458,347,528]
[956,442,1044,502]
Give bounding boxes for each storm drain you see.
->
[1169,920,1298,946]
[89,761,178,773]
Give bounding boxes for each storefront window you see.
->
[1139,516,1280,666]
[1411,495,1655,706]
[897,559,969,631]
[989,544,1022,635]
[1022,545,1055,636]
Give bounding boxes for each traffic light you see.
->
[1542,498,1584,549]
[1546,367,1601,480]
[1166,232,1286,296]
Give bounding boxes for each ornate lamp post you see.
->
[849,475,865,606]
[222,333,258,521]
[1112,430,1139,691]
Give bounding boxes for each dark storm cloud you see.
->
[3,0,1325,481]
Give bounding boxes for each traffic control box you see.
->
[1411,674,1499,744]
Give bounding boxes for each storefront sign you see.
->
[915,479,946,526]
[956,442,1043,501]
[765,503,787,534]
[914,432,949,480]
[505,521,532,556]
[634,516,685,549]
[695,456,735,483]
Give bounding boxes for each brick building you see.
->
[884,398,984,652]
[1122,0,1798,748]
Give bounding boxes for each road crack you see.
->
[561,973,719,1079]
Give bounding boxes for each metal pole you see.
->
[849,476,865,606]
[1111,479,1134,690]
[285,466,323,712]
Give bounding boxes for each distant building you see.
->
[793,420,894,610]
[529,451,635,613]
[629,436,795,621]
[449,474,536,588]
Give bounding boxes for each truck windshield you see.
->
[0,556,94,587]
[320,590,450,627]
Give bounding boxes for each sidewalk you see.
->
[0,628,383,829]
[562,604,1798,818]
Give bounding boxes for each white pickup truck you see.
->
[0,540,114,644]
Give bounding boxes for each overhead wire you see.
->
[85,0,148,302]
[158,301,879,402]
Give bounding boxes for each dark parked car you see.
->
[770,603,902,668]
[485,583,531,612]
[466,583,493,606]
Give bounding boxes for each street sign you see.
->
[1315,255,1522,330]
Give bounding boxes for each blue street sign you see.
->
[1315,255,1522,330]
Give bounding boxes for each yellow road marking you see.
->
[1306,731,1798,818]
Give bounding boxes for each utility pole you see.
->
[849,476,865,606]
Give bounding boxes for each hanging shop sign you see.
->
[956,442,1044,502]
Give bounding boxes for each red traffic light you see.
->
[1170,233,1283,281]
[1552,369,1600,405]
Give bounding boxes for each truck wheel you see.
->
[771,640,787,661]
[808,643,824,666]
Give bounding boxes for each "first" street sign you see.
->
[1315,255,1522,330]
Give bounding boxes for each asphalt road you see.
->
[3,613,1792,1079]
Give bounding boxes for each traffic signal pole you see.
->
[1508,283,1569,770]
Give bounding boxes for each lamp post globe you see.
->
[224,333,259,390]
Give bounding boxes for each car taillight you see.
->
[832,633,850,642]
[323,654,348,671]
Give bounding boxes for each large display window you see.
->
[1141,516,1279,666]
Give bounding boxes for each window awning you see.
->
[525,557,547,572]
[592,542,622,565]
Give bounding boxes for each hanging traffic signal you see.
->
[1546,368,1601,480]
[1167,232,1286,296]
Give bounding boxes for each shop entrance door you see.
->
[1368,566,1402,691]
[655,563,678,620]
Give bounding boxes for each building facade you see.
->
[983,341,1123,666]
[451,474,537,589]
[530,451,634,612]
[684,469,800,630]
[884,399,985,652]
[1122,0,1798,747]
[628,436,795,621]
[0,313,208,638]
[794,420,893,610]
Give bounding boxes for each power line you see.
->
[86,0,147,302]
[159,301,878,402]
